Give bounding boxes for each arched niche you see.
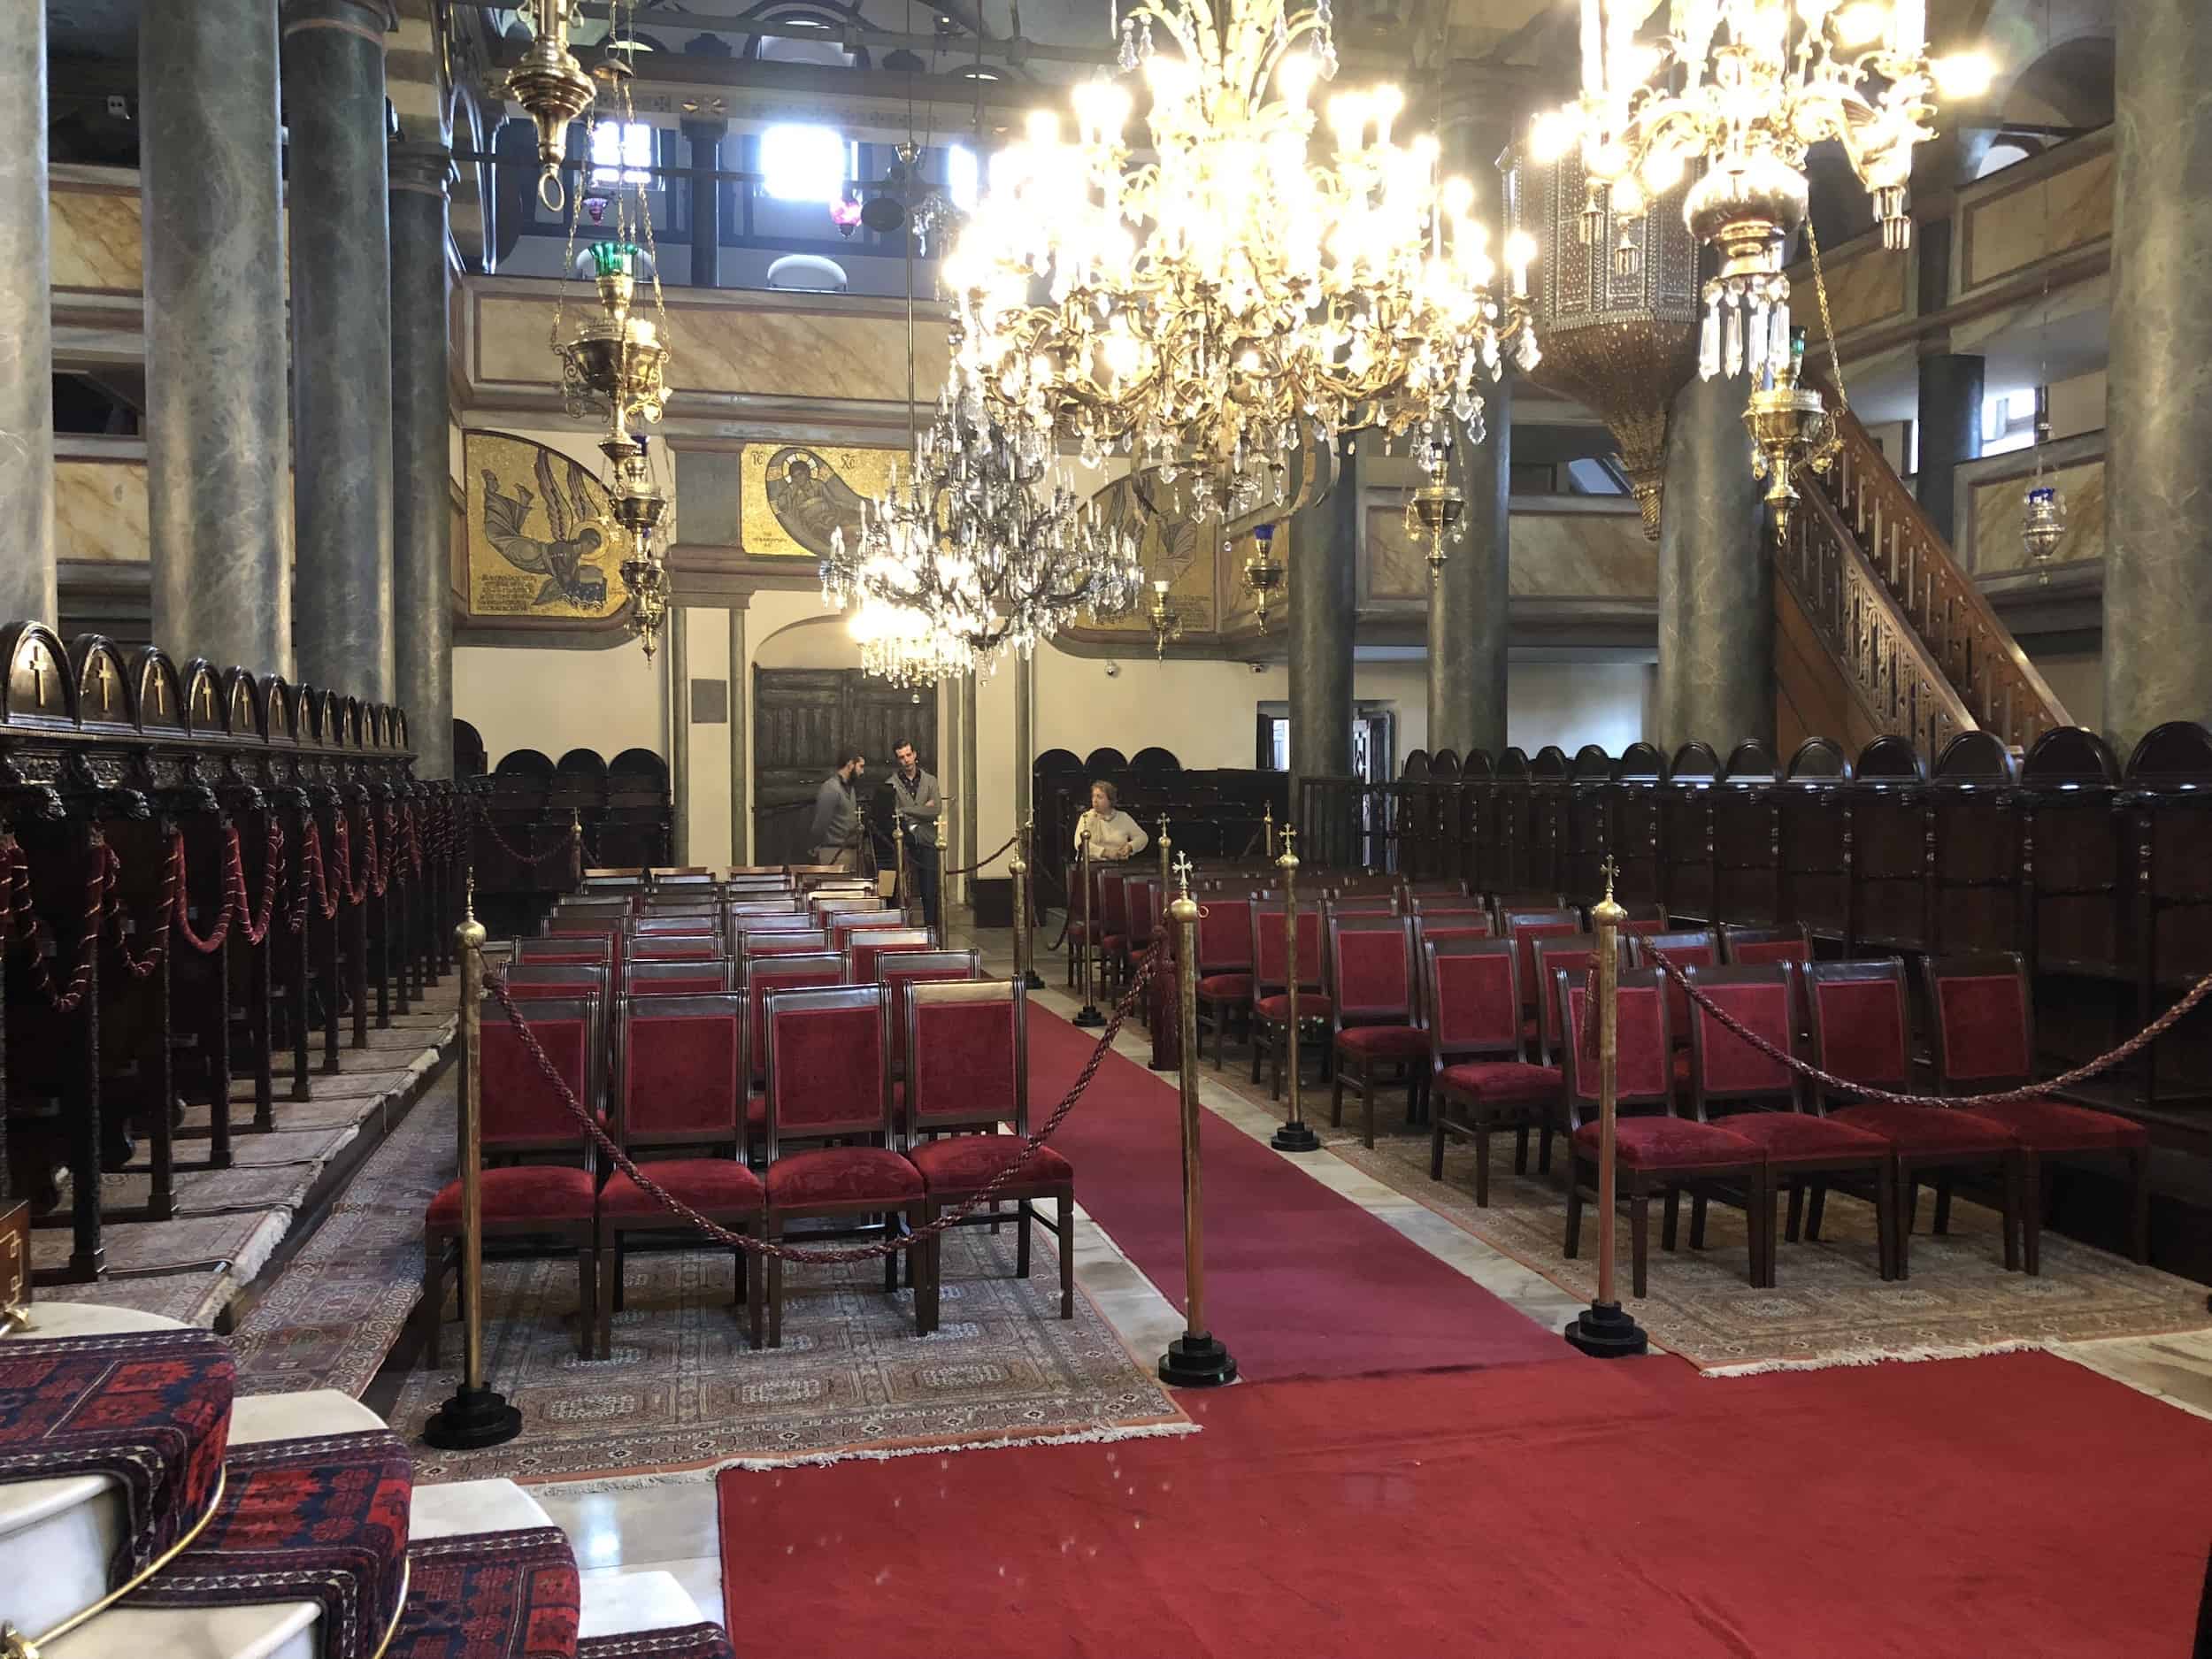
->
[133,647,186,734]
[0,622,77,726]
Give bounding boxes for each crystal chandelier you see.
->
[823,363,1147,675]
[941,0,1539,512]
[1532,1,1991,389]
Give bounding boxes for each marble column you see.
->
[1655,373,1771,753]
[0,4,56,625]
[142,0,292,673]
[1289,437,1357,821]
[1430,377,1511,759]
[670,608,692,865]
[283,0,396,701]
[680,117,727,290]
[2105,0,2212,749]
[1428,108,1512,759]
[388,139,452,778]
[727,606,748,864]
[1915,353,1983,548]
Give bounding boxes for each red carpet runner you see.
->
[721,1350,2212,1656]
[1028,1007,1565,1379]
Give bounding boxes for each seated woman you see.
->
[1074,780,1151,863]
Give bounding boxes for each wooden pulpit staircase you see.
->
[1772,406,2072,761]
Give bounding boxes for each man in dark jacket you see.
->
[890,738,942,930]
[810,745,865,868]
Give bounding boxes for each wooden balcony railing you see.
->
[1809,406,2071,751]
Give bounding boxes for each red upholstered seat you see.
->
[1959,1097,2148,1152]
[909,1135,1074,1189]
[1254,992,1331,1021]
[1102,933,1128,953]
[598,1159,764,1217]
[1336,1023,1426,1058]
[1438,1060,1560,1103]
[1715,1112,1891,1163]
[1574,1118,1763,1171]
[765,1146,923,1206]
[1196,972,1254,1001]
[428,1164,595,1225]
[1829,1103,2017,1156]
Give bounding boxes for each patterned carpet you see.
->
[385,1227,1189,1486]
[228,1076,458,1396]
[1331,1126,2212,1374]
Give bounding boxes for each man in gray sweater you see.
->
[810,745,865,869]
[890,738,942,930]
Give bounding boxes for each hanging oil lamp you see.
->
[1743,326,1839,543]
[1407,428,1465,585]
[505,0,595,211]
[1148,580,1184,660]
[1240,524,1286,631]
[2022,390,2067,582]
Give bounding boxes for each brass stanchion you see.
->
[1010,822,1032,987]
[1071,811,1103,1027]
[1271,825,1321,1153]
[425,875,525,1447]
[1262,802,1274,860]
[894,808,910,912]
[1563,856,1649,1358]
[1018,810,1044,990]
[1147,813,1178,1073]
[1158,855,1238,1387]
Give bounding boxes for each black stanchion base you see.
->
[423,1383,523,1449]
[1071,1003,1106,1028]
[1158,1333,1239,1388]
[1271,1118,1323,1153]
[1562,1300,1648,1359]
[1148,1057,1177,1072]
[1023,970,1047,991]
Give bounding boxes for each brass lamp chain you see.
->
[1804,218,1848,421]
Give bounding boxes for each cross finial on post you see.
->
[1599,855,1620,902]
[1173,851,1194,897]
[465,867,477,924]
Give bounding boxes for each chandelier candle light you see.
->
[941,0,1539,524]
[1533,0,1992,391]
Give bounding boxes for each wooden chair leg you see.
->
[1874,1167,1897,1281]
[1513,1125,1530,1174]
[1688,1193,1709,1250]
[1660,1187,1680,1253]
[611,1240,626,1311]
[1563,1164,1584,1259]
[746,1243,764,1348]
[1806,1182,1829,1241]
[420,1237,445,1368]
[1784,1181,1805,1243]
[577,1246,598,1362]
[1537,1122,1555,1176]
[597,1229,616,1359]
[1473,1120,1491,1206]
[1630,1193,1649,1299]
[917,1202,938,1335]
[1932,1179,1953,1236]
[1057,1194,1075,1319]
[767,1229,785,1348]
[1893,1164,1915,1280]
[2018,1154,2040,1276]
[1430,1110,1448,1182]
[1330,1054,1346,1127]
[1251,1020,1265,1085]
[1362,1065,1377,1150]
[2128,1145,2152,1263]
[884,1215,902,1293]
[1017,1201,1033,1279]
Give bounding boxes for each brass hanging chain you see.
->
[480,933,1170,1263]
[1804,218,1849,420]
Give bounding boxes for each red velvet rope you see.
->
[173,826,242,955]
[105,837,180,979]
[479,933,1169,1263]
[463,795,583,867]
[0,837,115,1013]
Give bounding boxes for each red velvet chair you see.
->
[734,911,817,935]
[1248,901,1328,1098]
[421,995,602,1363]
[515,934,616,967]
[1411,902,1492,931]
[1095,870,1133,993]
[1326,914,1426,1148]
[846,928,936,984]
[1326,894,1399,917]
[1502,909,1582,1045]
[1427,937,1561,1202]
[743,951,847,1103]
[596,994,763,1356]
[1558,969,1770,1295]
[833,910,926,951]
[1683,963,1895,1284]
[745,930,833,960]
[1532,933,1628,1064]
[1126,877,1161,1027]
[507,963,611,1002]
[1804,957,2026,1278]
[1616,902,1670,939]
[623,958,732,996]
[878,948,984,1092]
[634,915,720,934]
[810,893,887,923]
[1928,953,2150,1268]
[1405,879,1471,899]
[629,933,721,962]
[905,978,1075,1333]
[1413,914,1499,1036]
[1494,892,1571,922]
[1192,895,1256,1069]
[759,984,917,1346]
[1722,925,1812,965]
[1630,928,1721,1079]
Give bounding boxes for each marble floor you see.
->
[529,918,2212,1626]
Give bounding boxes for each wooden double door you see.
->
[752,668,937,866]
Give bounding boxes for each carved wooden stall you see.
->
[459,744,672,924]
[0,621,458,1289]
[1032,749,1290,910]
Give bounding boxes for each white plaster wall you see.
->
[452,639,668,769]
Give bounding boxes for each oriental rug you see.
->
[1327,1128,2212,1374]
[384,1229,1190,1486]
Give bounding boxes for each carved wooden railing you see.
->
[1783,470,1974,761]
[1809,406,2071,751]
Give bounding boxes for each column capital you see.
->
[388,137,452,197]
[281,0,397,44]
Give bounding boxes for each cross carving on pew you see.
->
[90,654,117,716]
